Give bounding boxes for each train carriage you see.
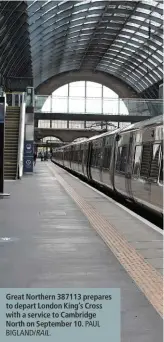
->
[114,116,163,214]
[52,115,163,216]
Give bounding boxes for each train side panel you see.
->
[89,138,103,183]
[130,124,163,214]
[52,115,163,216]
[101,133,116,190]
[113,131,132,198]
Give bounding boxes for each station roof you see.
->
[0,1,163,97]
[27,0,163,96]
[0,1,32,82]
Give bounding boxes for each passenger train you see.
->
[51,115,163,217]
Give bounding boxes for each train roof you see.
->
[119,115,163,133]
[53,115,163,151]
[57,128,120,149]
[87,128,120,141]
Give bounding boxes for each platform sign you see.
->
[24,141,33,156]
[0,98,5,193]
[23,139,33,173]
[0,103,4,123]
[23,156,33,173]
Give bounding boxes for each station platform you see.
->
[0,161,163,341]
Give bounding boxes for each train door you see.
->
[114,132,131,197]
[99,138,105,183]
[134,127,158,207]
[82,143,86,176]
[87,142,92,180]
[150,142,163,213]
[102,134,115,189]
[70,146,73,169]
[68,146,71,169]
[111,134,119,190]
[125,132,134,200]
[83,142,89,178]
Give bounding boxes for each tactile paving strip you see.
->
[47,163,163,318]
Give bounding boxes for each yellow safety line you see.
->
[47,163,163,318]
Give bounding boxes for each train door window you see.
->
[133,145,142,177]
[79,149,81,163]
[94,149,97,167]
[120,146,128,172]
[159,145,163,183]
[103,146,111,168]
[81,148,83,163]
[140,143,153,178]
[116,147,121,171]
[91,148,96,167]
[116,145,128,173]
[103,148,107,168]
[78,149,81,163]
[72,149,74,161]
[149,144,160,180]
[96,148,101,167]
[83,147,87,165]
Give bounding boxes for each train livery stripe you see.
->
[47,162,163,318]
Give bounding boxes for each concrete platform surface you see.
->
[0,161,162,342]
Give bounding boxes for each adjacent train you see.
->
[52,115,163,216]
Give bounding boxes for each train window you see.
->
[91,148,101,167]
[91,148,96,167]
[103,146,112,168]
[140,143,152,178]
[120,146,128,172]
[159,146,163,183]
[159,159,163,182]
[96,149,101,167]
[133,145,142,177]
[116,145,128,173]
[116,148,121,171]
[149,144,160,180]
[83,147,87,165]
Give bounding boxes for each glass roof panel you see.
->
[26,0,163,94]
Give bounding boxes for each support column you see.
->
[101,84,103,129]
[23,87,34,174]
[118,97,120,128]
[50,95,52,128]
[84,81,87,113]
[67,84,69,128]
[0,97,5,193]
[34,119,38,128]
[0,94,10,197]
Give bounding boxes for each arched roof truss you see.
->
[26,1,163,95]
[0,1,32,80]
